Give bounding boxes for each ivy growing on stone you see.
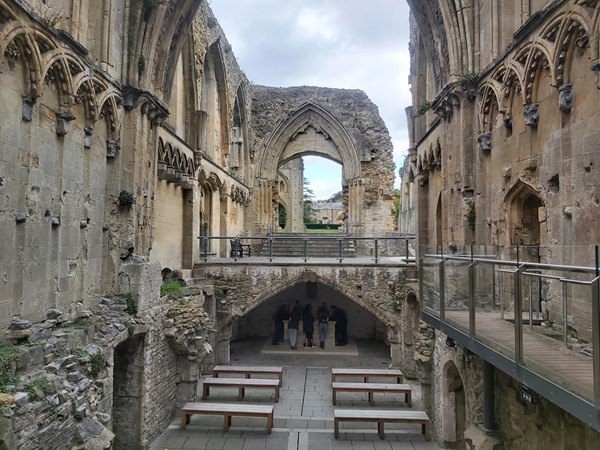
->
[0,343,18,393]
[118,190,135,208]
[89,351,107,378]
[415,101,432,117]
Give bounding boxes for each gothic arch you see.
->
[478,80,502,131]
[257,102,360,182]
[504,177,545,247]
[441,359,467,447]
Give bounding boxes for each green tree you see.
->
[303,178,316,224]
[328,191,343,203]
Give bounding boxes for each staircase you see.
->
[256,233,356,258]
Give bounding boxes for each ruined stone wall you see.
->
[250,85,396,236]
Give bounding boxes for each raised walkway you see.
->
[149,338,444,450]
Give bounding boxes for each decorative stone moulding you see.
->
[56,112,76,136]
[22,96,34,122]
[166,165,176,181]
[464,84,477,100]
[157,161,168,179]
[592,60,600,89]
[478,132,492,152]
[503,113,513,129]
[523,104,539,128]
[174,170,182,183]
[558,84,573,113]
[84,127,93,149]
[106,139,120,158]
[181,176,195,190]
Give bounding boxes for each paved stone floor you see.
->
[150,338,445,450]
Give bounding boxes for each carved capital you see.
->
[84,127,93,149]
[56,112,76,136]
[592,60,600,90]
[22,96,35,122]
[106,139,120,158]
[558,83,573,113]
[478,132,492,152]
[523,104,539,128]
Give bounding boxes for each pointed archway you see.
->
[254,102,363,231]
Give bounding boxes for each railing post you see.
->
[374,239,379,264]
[269,236,273,263]
[563,282,568,347]
[304,238,308,263]
[469,261,476,338]
[514,264,524,365]
[593,245,600,410]
[203,237,208,262]
[405,238,409,262]
[439,258,446,322]
[234,238,239,262]
[338,238,343,264]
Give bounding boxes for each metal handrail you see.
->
[420,245,600,413]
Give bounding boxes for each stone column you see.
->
[216,323,233,365]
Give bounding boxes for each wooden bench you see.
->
[334,409,430,440]
[202,377,280,402]
[180,402,274,433]
[332,382,412,406]
[331,368,403,383]
[213,365,283,385]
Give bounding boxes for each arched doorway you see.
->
[441,360,467,449]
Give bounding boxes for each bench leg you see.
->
[275,387,280,402]
[266,413,273,434]
[406,391,412,407]
[238,387,244,400]
[224,414,231,431]
[423,421,431,440]
[377,421,385,439]
[397,376,402,384]
[180,412,188,430]
[202,384,209,400]
[334,419,340,439]
[364,376,369,383]
[368,392,374,405]
[332,389,336,405]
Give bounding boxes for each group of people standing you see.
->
[271,301,348,350]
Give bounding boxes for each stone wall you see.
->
[196,263,418,371]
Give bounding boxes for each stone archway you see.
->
[441,360,467,449]
[250,87,396,236]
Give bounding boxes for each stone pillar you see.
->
[176,356,200,403]
[216,324,233,365]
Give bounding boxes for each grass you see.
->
[72,319,92,329]
[161,280,183,297]
[304,228,343,234]
[89,351,106,378]
[25,378,48,401]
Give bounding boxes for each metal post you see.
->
[483,361,496,432]
[492,263,496,312]
[469,261,476,338]
[593,245,600,410]
[203,237,208,262]
[268,236,273,263]
[405,238,409,262]
[338,238,343,264]
[304,238,308,263]
[529,275,533,331]
[374,239,379,263]
[439,259,446,321]
[234,238,239,262]
[514,265,524,365]
[563,282,568,347]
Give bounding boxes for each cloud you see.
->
[210,0,411,195]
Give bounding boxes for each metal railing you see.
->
[420,245,600,427]
[196,234,416,264]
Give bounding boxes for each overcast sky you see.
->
[210,0,412,200]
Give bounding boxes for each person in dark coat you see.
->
[288,301,302,350]
[302,304,314,348]
[317,302,329,349]
[330,305,348,346]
